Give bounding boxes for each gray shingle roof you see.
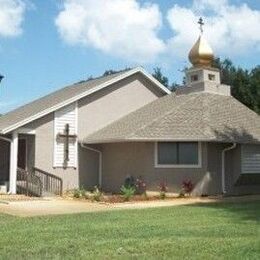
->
[0,72,124,133]
[83,92,260,144]
[0,67,170,134]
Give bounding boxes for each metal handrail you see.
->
[17,168,43,197]
[33,167,63,196]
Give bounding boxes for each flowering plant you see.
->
[158,181,168,199]
[135,177,147,195]
[180,180,193,197]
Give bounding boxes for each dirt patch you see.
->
[0,195,259,217]
[0,194,43,203]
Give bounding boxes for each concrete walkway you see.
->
[0,195,259,217]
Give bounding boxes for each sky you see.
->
[0,0,259,113]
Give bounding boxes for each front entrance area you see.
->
[0,134,35,193]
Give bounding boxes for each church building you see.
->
[0,24,259,196]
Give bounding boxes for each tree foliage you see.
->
[103,68,131,76]
[85,62,260,114]
[213,58,260,114]
[152,67,178,91]
[152,60,260,114]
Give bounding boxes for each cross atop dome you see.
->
[179,17,231,96]
[198,17,204,34]
[188,17,214,67]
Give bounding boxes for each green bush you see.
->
[120,185,136,201]
[92,186,103,202]
[73,187,86,198]
[73,189,81,198]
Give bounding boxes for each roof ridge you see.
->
[1,71,127,118]
[73,68,132,85]
[83,93,174,140]
[0,67,170,134]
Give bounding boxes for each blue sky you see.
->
[0,0,259,113]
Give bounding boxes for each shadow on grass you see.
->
[186,199,260,222]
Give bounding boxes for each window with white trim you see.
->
[54,103,78,168]
[155,142,201,167]
[241,145,260,174]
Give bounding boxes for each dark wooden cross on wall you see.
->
[57,124,77,167]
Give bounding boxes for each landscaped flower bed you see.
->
[64,191,185,203]
[64,177,196,203]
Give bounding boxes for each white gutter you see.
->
[80,143,102,188]
[221,143,236,195]
[0,136,12,143]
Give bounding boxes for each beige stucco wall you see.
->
[23,73,164,190]
[225,144,260,195]
[78,145,99,190]
[77,73,163,138]
[207,143,260,195]
[101,142,213,195]
[24,113,79,190]
[100,142,260,195]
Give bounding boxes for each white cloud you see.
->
[167,0,260,59]
[0,0,27,37]
[55,0,165,63]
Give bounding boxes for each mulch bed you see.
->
[102,194,176,203]
[64,193,188,204]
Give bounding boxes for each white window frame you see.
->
[53,102,78,169]
[154,142,202,168]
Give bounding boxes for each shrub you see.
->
[92,186,103,202]
[73,187,86,198]
[135,177,147,195]
[124,175,135,188]
[158,182,168,199]
[73,189,81,198]
[120,185,136,201]
[180,180,194,197]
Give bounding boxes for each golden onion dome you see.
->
[188,35,214,67]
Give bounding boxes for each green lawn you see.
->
[0,201,259,259]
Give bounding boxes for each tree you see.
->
[213,58,260,114]
[249,66,260,113]
[152,67,178,91]
[152,67,169,88]
[103,68,131,76]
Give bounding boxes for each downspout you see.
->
[0,135,12,194]
[80,142,102,188]
[221,143,236,195]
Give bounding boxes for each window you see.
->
[190,74,199,82]
[208,74,215,81]
[155,142,201,168]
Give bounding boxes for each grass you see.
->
[0,201,259,259]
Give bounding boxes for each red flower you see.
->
[158,182,168,192]
[182,180,193,193]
